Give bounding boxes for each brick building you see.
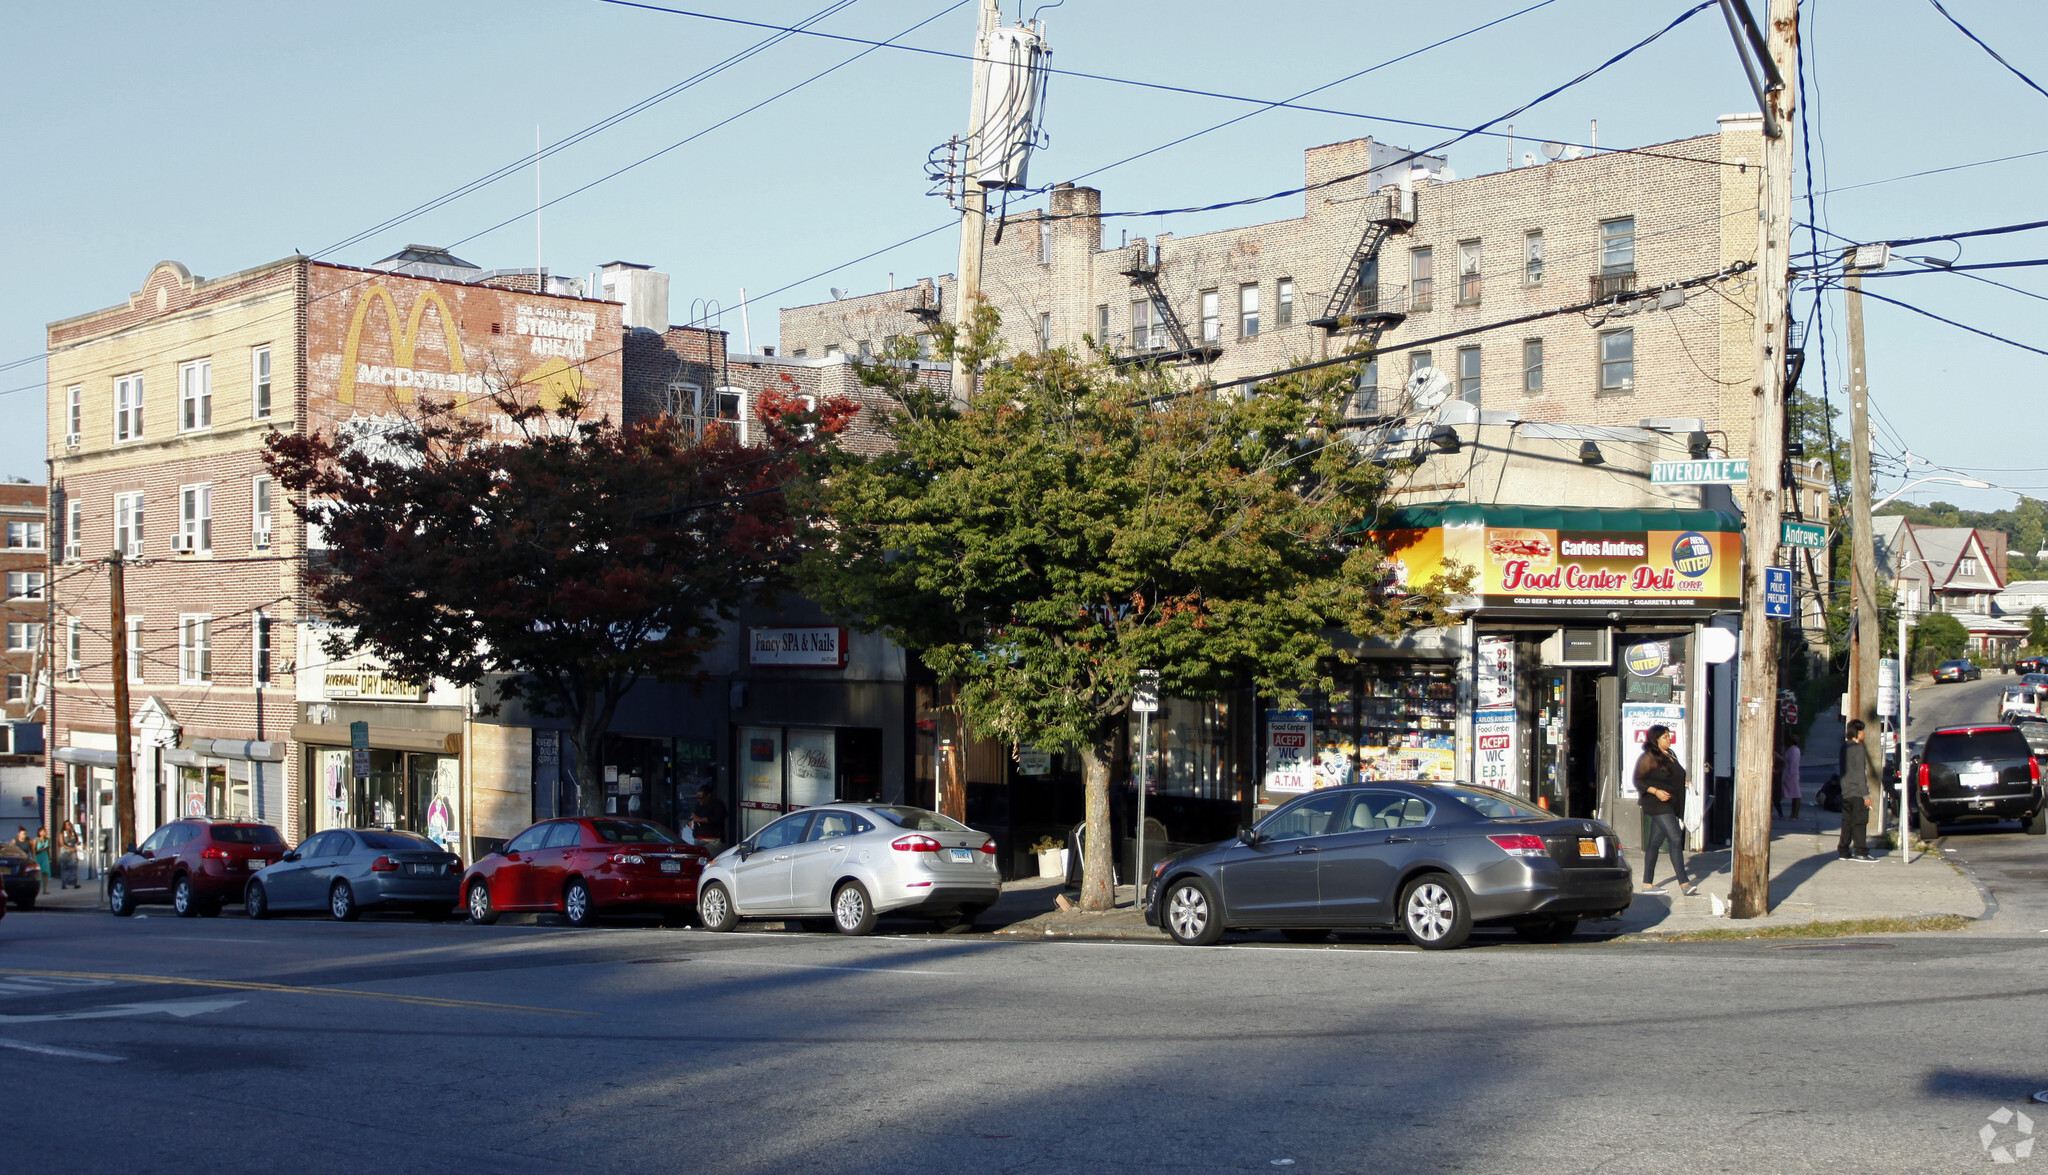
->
[45,253,624,858]
[0,484,49,744]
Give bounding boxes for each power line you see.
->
[1886,218,2048,251]
[1820,147,2048,196]
[1924,0,2048,104]
[1845,284,2048,359]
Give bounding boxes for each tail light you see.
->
[370,857,399,872]
[979,838,998,855]
[2033,757,2041,785]
[892,835,943,852]
[449,858,462,872]
[1487,834,1548,857]
[1918,763,1931,791]
[610,853,646,865]
[200,846,228,860]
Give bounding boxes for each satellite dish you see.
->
[1404,367,1452,413]
[1521,152,1538,167]
[1540,141,1565,160]
[1561,145,1586,161]
[830,287,845,300]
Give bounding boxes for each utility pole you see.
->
[108,551,135,856]
[1844,263,1884,830]
[950,0,1002,363]
[1730,0,1798,919]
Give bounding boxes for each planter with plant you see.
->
[1030,836,1067,879]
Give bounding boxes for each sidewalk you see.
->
[27,876,105,911]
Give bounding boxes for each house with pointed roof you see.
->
[1876,516,2025,658]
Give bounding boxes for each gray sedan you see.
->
[246,828,462,921]
[1144,782,1633,949]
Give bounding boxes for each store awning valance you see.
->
[52,747,118,767]
[1371,502,1743,535]
[289,722,461,756]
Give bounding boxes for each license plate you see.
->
[1578,838,1601,858]
[1963,770,1997,789]
[409,863,437,875]
[660,859,682,874]
[949,848,974,863]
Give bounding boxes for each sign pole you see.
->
[1132,669,1159,903]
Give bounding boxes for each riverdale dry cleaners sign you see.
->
[746,626,850,668]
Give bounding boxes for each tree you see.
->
[1910,611,1968,672]
[2030,606,2047,653]
[802,306,1467,910]
[266,383,854,816]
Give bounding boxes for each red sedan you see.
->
[460,817,707,927]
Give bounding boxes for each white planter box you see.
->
[1037,849,1067,878]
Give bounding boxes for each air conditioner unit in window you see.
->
[62,543,80,561]
[64,435,80,451]
[172,535,194,554]
[252,526,271,550]
[1539,626,1612,667]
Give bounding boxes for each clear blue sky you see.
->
[5,0,2044,513]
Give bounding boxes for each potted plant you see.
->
[1030,835,1066,879]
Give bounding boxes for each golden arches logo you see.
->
[337,285,484,410]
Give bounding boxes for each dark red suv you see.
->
[109,819,288,917]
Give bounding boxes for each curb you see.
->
[1936,843,2002,926]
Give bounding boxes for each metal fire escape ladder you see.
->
[1111,243,1221,366]
[1309,188,1418,337]
[1316,223,1393,326]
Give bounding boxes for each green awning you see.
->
[1368,502,1742,535]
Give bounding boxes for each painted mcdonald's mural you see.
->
[1367,503,1744,611]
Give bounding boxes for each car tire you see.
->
[1399,873,1473,950]
[697,881,737,932]
[466,881,499,926]
[1281,927,1331,943]
[953,903,986,930]
[244,881,270,920]
[329,881,360,922]
[1917,810,1941,843]
[108,874,134,917]
[173,874,200,918]
[2029,809,2047,836]
[831,881,878,936]
[1161,876,1225,946]
[1514,918,1579,943]
[563,879,596,928]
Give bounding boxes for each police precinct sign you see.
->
[746,626,850,668]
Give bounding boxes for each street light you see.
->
[1871,475,1994,512]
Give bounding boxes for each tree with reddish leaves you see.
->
[266,386,855,819]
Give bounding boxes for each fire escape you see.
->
[1111,241,1221,367]
[1307,188,1418,346]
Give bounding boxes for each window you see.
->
[62,497,80,561]
[252,476,273,549]
[1600,217,1636,274]
[1347,360,1379,419]
[1524,230,1545,285]
[4,675,23,704]
[1600,328,1635,390]
[6,572,44,601]
[1131,299,1155,350]
[114,373,143,442]
[1457,346,1481,405]
[1257,792,1344,842]
[65,386,81,446]
[823,343,841,357]
[856,340,872,360]
[179,359,212,432]
[254,614,272,686]
[5,521,44,550]
[114,492,144,558]
[1457,240,1481,304]
[6,623,41,653]
[1410,248,1434,311]
[127,617,144,684]
[1238,283,1260,338]
[178,484,212,554]
[1038,222,1053,265]
[252,346,272,419]
[65,618,79,682]
[791,349,807,358]
[1523,339,1544,392]
[179,615,212,684]
[1039,312,1052,352]
[1094,304,1109,346]
[1960,557,1980,577]
[1276,278,1294,327]
[1200,290,1220,343]
[1409,351,1433,382]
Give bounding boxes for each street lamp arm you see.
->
[1870,475,1995,513]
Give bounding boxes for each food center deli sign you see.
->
[1373,516,1742,610]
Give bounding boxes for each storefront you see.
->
[165,739,287,824]
[291,721,463,853]
[736,724,885,837]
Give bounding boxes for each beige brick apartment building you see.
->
[0,484,50,745]
[45,254,624,857]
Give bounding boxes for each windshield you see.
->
[1437,785,1551,820]
[1926,729,2033,763]
[869,805,973,833]
[210,824,284,845]
[591,819,679,845]
[356,830,435,851]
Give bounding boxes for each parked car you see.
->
[245,828,462,921]
[462,817,707,927]
[696,804,1000,936]
[2021,673,2048,689]
[2012,716,2048,762]
[0,843,40,910]
[1934,659,1982,683]
[1999,686,2044,722]
[1144,782,1634,950]
[1911,723,2047,839]
[2014,656,2047,676]
[108,819,288,917]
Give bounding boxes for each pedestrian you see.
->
[688,784,728,855]
[1635,725,1699,895]
[31,826,51,885]
[10,826,27,853]
[1779,732,1803,820]
[58,820,79,888]
[1838,719,1875,861]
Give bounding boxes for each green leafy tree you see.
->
[1909,611,1969,672]
[2029,606,2047,652]
[802,304,1467,910]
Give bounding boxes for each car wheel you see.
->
[108,874,134,917]
[466,881,499,926]
[1161,877,1224,946]
[2029,809,2047,836]
[1514,918,1579,943]
[244,881,270,920]
[563,879,596,928]
[832,881,878,936]
[1917,810,1941,843]
[173,874,200,918]
[329,881,360,922]
[1400,873,1473,950]
[1281,928,1330,943]
[697,882,737,932]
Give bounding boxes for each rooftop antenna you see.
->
[1506,124,1514,168]
[1540,141,1565,161]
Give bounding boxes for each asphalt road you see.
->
[5,900,2048,1174]
[1909,672,2048,931]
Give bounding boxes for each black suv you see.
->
[1912,724,2046,838]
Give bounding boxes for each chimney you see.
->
[598,261,672,331]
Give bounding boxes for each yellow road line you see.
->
[0,970,590,1018]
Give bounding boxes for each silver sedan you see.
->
[696,804,1001,935]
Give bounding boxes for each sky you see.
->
[4,0,2045,514]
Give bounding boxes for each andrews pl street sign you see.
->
[1780,520,1828,549]
[1651,459,1749,485]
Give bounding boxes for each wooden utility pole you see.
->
[1730,0,1799,919]
[108,551,135,855]
[950,0,1002,363]
[1844,264,1884,826]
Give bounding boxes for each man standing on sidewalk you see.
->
[1839,720,1875,861]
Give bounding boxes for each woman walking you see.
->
[1636,725,1698,896]
[57,819,80,889]
[31,826,52,890]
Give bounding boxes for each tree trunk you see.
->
[1078,727,1117,912]
[569,713,607,820]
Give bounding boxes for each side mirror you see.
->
[503,850,520,862]
[735,843,754,860]
[1238,826,1263,847]
[281,851,300,862]
[137,848,153,859]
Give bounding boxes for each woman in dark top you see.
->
[1635,725,1698,895]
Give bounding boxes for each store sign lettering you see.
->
[746,626,849,668]
[1499,561,1681,593]
[323,669,425,702]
